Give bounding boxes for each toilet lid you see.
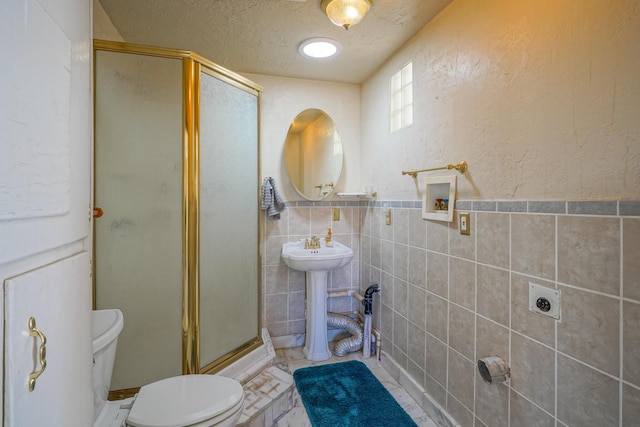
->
[127,375,244,427]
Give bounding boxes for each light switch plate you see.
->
[332,207,340,221]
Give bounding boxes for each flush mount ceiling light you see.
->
[299,38,342,58]
[321,0,373,30]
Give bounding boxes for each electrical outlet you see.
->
[332,207,340,221]
[459,212,470,235]
[529,282,561,320]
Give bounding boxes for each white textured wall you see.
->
[361,0,640,201]
[244,73,361,202]
[93,0,124,41]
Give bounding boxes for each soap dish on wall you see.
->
[422,175,456,222]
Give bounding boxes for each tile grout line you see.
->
[507,211,512,427]
[554,213,559,427]
[473,212,479,427]
[619,216,624,427]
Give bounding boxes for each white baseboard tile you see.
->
[380,351,460,427]
[271,333,305,349]
[271,328,350,350]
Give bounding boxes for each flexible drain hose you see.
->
[327,313,363,356]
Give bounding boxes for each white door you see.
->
[0,0,92,266]
[0,0,93,424]
[3,253,93,427]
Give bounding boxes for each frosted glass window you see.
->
[390,62,413,133]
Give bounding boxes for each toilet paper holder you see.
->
[477,356,510,385]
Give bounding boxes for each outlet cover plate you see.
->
[459,212,471,235]
[529,282,561,320]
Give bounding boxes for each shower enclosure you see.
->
[93,40,261,395]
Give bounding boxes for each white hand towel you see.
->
[261,177,286,219]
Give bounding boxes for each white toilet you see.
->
[92,309,244,427]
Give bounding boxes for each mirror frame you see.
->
[283,108,343,201]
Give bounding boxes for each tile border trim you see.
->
[280,199,640,217]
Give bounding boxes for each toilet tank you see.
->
[92,309,124,422]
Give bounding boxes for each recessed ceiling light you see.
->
[299,38,342,59]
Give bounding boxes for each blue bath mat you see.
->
[293,360,418,427]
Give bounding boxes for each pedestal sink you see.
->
[281,240,353,361]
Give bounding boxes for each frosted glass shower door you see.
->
[94,51,183,390]
[199,70,260,367]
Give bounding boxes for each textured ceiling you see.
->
[98,0,452,84]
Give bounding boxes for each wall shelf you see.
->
[422,175,456,222]
[337,191,377,199]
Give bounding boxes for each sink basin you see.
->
[281,239,354,361]
[281,240,353,272]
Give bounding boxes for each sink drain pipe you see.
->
[361,284,380,359]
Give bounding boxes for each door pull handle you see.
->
[28,317,47,392]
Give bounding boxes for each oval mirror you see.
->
[284,109,344,200]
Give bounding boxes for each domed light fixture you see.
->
[321,0,373,30]
[299,38,342,58]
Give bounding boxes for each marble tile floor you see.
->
[98,343,439,427]
[271,346,439,427]
[237,364,297,427]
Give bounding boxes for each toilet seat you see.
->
[126,375,244,427]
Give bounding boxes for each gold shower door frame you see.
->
[93,40,263,384]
